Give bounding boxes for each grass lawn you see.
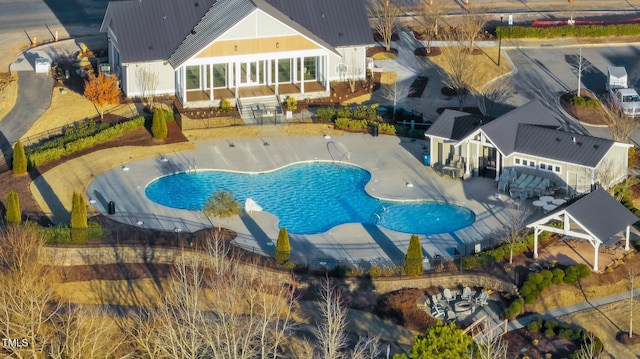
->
[428,47,511,90]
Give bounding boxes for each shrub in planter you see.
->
[5,190,21,224]
[151,107,168,140]
[404,234,424,275]
[12,140,27,174]
[219,98,233,113]
[284,96,297,112]
[564,265,579,284]
[576,263,592,278]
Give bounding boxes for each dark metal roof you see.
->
[479,100,561,156]
[426,110,494,141]
[425,109,470,139]
[514,125,614,168]
[101,0,216,63]
[103,0,373,66]
[565,188,638,243]
[264,0,374,47]
[169,0,256,67]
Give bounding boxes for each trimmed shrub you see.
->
[528,317,544,333]
[404,234,424,276]
[503,297,524,319]
[541,269,553,280]
[151,107,168,140]
[544,327,556,338]
[315,107,336,121]
[499,23,640,39]
[369,266,382,277]
[219,98,232,113]
[576,263,592,278]
[12,140,27,174]
[282,261,297,271]
[5,190,21,224]
[275,227,290,264]
[559,329,574,339]
[70,191,87,244]
[552,268,565,284]
[564,265,579,284]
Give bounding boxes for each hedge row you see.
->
[315,104,379,122]
[25,221,104,244]
[334,118,397,134]
[499,24,640,39]
[27,116,146,168]
[503,264,592,318]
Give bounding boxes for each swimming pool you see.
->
[145,162,475,235]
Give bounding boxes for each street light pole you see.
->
[498,14,503,66]
[568,0,574,25]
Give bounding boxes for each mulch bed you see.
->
[372,32,400,43]
[414,47,442,57]
[408,76,428,98]
[560,90,606,125]
[617,331,640,345]
[502,328,578,359]
[366,46,399,57]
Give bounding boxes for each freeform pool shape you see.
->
[145,162,475,235]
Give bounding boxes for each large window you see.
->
[213,64,226,88]
[278,59,291,83]
[186,65,200,90]
[303,57,317,81]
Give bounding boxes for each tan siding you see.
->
[196,35,320,58]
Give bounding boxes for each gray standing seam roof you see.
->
[102,0,216,64]
[479,100,561,156]
[425,109,470,139]
[564,188,638,243]
[514,125,614,168]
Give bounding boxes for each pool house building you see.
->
[425,100,631,196]
[100,0,373,108]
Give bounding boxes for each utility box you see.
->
[34,58,51,73]
[423,153,430,166]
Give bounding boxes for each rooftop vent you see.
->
[555,138,561,142]
[321,12,325,18]
[594,144,599,149]
[194,2,199,7]
[191,30,197,35]
[576,142,582,146]
[572,136,576,143]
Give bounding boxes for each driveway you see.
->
[0,72,53,157]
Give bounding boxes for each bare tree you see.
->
[477,80,513,117]
[314,277,349,359]
[572,46,593,97]
[475,332,509,359]
[575,332,603,359]
[350,336,382,359]
[379,77,414,122]
[595,158,625,191]
[0,225,64,358]
[368,0,402,52]
[439,32,481,110]
[599,104,640,142]
[348,56,359,93]
[499,201,532,264]
[627,264,640,339]
[457,6,487,52]
[414,0,449,54]
[135,67,159,108]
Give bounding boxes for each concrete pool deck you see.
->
[38,133,515,267]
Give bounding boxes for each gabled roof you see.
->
[264,0,373,48]
[479,100,561,156]
[102,0,373,66]
[529,188,637,244]
[514,125,614,168]
[567,188,638,243]
[425,109,492,141]
[101,0,216,64]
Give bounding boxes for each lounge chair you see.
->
[431,294,442,309]
[431,305,445,318]
[446,310,457,322]
[461,287,472,301]
[510,174,527,188]
[443,289,455,303]
[533,178,551,198]
[474,291,489,306]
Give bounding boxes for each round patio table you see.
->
[543,204,557,212]
[540,196,554,202]
[532,200,546,212]
[552,198,567,205]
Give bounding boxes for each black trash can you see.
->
[108,201,116,215]
[371,124,379,137]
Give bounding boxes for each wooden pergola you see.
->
[526,188,638,271]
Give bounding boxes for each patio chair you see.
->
[431,294,442,309]
[510,168,517,180]
[431,305,445,318]
[474,291,489,306]
[446,310,457,322]
[525,177,543,194]
[443,288,455,303]
[461,287,472,301]
[533,178,551,198]
[510,174,527,188]
[498,179,509,192]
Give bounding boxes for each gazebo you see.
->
[526,188,638,271]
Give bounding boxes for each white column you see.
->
[300,56,305,94]
[275,59,279,95]
[324,55,330,92]
[465,141,470,175]
[593,243,599,271]
[182,67,187,104]
[626,225,630,250]
[476,142,480,176]
[495,151,501,181]
[533,227,539,258]
[429,138,434,168]
[563,213,570,235]
[235,61,240,99]
[209,64,214,101]
[267,59,271,85]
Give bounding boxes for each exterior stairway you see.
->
[237,95,282,125]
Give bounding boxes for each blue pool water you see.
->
[145,163,475,235]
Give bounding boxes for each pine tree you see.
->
[70,191,88,244]
[12,140,27,174]
[404,234,424,276]
[151,107,168,140]
[5,190,21,224]
[275,227,290,264]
